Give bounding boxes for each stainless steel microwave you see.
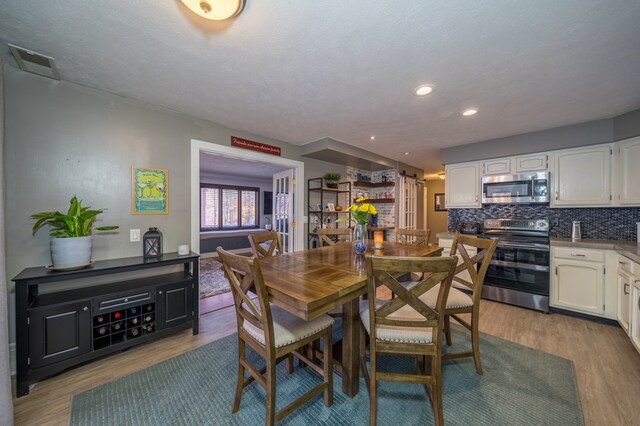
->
[481,172,550,204]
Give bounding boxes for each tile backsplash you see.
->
[448,205,640,240]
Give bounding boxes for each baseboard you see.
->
[9,342,16,376]
[549,307,620,326]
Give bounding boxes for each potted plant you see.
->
[323,172,341,189]
[31,196,119,269]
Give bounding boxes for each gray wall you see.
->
[614,109,640,141]
[441,118,615,165]
[425,179,447,244]
[2,65,344,346]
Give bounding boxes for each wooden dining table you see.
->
[258,241,444,397]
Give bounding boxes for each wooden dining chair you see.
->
[317,228,352,246]
[395,228,431,245]
[248,231,282,258]
[217,248,334,426]
[418,234,497,374]
[361,255,458,426]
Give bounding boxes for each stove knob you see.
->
[537,220,547,229]
[529,221,535,227]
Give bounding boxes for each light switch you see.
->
[130,229,141,242]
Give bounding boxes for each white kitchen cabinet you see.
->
[551,144,612,207]
[445,162,481,208]
[514,153,548,173]
[615,136,640,205]
[617,256,634,334]
[438,237,477,289]
[551,247,605,315]
[482,158,511,175]
[631,278,640,353]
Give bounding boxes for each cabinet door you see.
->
[617,270,632,334]
[515,153,548,172]
[445,163,480,208]
[616,136,640,205]
[157,280,194,330]
[551,259,604,314]
[552,145,611,207]
[631,283,640,353]
[28,300,91,369]
[482,158,511,175]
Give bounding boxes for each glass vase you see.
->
[353,223,367,255]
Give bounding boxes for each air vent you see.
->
[8,44,60,80]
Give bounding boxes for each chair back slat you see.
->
[317,228,352,246]
[248,231,283,258]
[395,228,431,245]
[450,235,498,302]
[217,247,276,348]
[366,255,457,340]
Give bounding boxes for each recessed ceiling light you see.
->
[370,136,376,140]
[462,108,478,116]
[404,152,410,155]
[414,84,434,96]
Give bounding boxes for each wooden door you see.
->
[157,281,193,330]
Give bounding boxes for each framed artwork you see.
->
[434,193,447,211]
[132,166,168,215]
[326,203,335,211]
[316,204,322,211]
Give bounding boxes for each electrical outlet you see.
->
[130,229,141,242]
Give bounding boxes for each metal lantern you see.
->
[143,227,163,259]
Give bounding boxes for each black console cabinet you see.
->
[12,252,199,397]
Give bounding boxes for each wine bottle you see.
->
[112,322,122,331]
[98,326,107,335]
[129,307,137,315]
[130,328,139,337]
[130,317,139,325]
[96,315,105,323]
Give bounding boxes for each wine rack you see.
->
[92,303,156,350]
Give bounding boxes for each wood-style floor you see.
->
[12,300,640,426]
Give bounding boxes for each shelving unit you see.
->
[356,198,395,203]
[12,252,199,397]
[307,178,352,248]
[353,180,395,188]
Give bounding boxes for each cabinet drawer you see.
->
[553,247,604,262]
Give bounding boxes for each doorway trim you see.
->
[190,139,305,254]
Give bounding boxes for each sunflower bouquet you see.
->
[346,196,377,225]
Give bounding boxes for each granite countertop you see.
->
[437,231,640,263]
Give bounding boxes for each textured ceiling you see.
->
[1,1,639,173]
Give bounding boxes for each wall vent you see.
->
[8,44,60,80]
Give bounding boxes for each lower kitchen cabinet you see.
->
[631,279,640,352]
[617,256,634,334]
[550,247,617,319]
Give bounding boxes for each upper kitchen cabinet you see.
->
[482,153,548,176]
[445,162,481,208]
[551,144,612,207]
[615,136,640,205]
[514,153,549,173]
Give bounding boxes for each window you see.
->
[200,184,259,231]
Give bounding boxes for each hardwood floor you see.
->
[12,300,640,426]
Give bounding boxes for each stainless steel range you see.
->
[479,218,550,312]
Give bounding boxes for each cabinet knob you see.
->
[83,306,88,311]
[124,298,129,302]
[570,253,586,257]
[555,191,559,200]
[159,291,163,295]
[624,283,630,295]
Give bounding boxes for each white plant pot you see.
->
[50,236,93,268]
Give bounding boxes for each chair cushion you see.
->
[419,284,473,309]
[359,300,434,344]
[243,305,334,348]
[400,282,474,310]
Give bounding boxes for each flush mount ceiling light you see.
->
[462,108,478,116]
[370,136,376,140]
[180,0,244,20]
[414,84,435,96]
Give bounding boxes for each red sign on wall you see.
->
[231,136,281,156]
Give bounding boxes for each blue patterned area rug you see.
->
[70,327,583,425]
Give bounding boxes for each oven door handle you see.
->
[530,177,535,199]
[490,260,550,272]
[496,241,550,251]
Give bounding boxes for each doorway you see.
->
[190,139,305,313]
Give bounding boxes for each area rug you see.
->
[70,326,583,425]
[199,258,230,298]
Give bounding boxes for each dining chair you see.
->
[248,231,282,258]
[217,247,334,426]
[395,228,431,245]
[317,227,352,246]
[361,254,458,426]
[419,234,497,374]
